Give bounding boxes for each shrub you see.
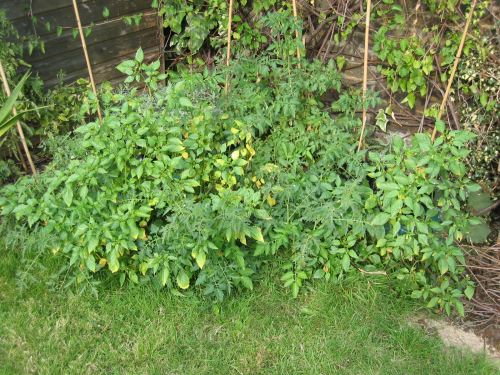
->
[0,38,480,313]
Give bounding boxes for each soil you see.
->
[414,317,500,365]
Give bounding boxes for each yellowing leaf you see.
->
[182,152,189,159]
[250,227,265,243]
[239,233,247,245]
[98,258,107,267]
[139,262,148,275]
[108,253,119,273]
[196,251,206,269]
[231,150,240,160]
[267,195,276,207]
[246,144,256,156]
[176,271,190,289]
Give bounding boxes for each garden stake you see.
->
[224,0,234,94]
[71,0,102,124]
[431,0,477,142]
[292,0,301,66]
[0,61,37,175]
[357,0,372,152]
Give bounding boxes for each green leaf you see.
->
[240,276,253,290]
[0,72,30,127]
[375,109,388,132]
[179,97,194,108]
[160,267,169,287]
[135,47,144,63]
[435,119,445,133]
[438,257,448,275]
[102,6,110,18]
[455,300,465,317]
[129,271,139,284]
[371,212,390,226]
[63,187,73,207]
[411,290,422,299]
[480,92,488,107]
[291,282,299,298]
[86,256,96,272]
[176,270,190,289]
[427,297,439,308]
[342,253,350,272]
[336,55,346,71]
[464,285,474,300]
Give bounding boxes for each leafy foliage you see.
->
[0,5,487,315]
[0,11,90,182]
[0,36,480,314]
[154,0,288,54]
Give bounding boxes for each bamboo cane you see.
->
[224,0,234,94]
[357,0,372,152]
[431,0,477,142]
[71,0,102,123]
[292,0,301,66]
[0,61,37,175]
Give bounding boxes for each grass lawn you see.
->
[0,247,496,375]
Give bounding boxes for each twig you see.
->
[357,0,372,151]
[431,0,477,141]
[71,0,102,124]
[0,61,37,175]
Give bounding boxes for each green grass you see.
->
[0,247,496,375]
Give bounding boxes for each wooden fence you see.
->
[2,0,163,87]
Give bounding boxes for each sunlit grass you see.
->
[0,247,496,375]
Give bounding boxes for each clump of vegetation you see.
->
[0,11,90,183]
[0,15,482,314]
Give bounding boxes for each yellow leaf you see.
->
[230,127,239,134]
[246,144,256,156]
[98,258,107,267]
[267,195,276,207]
[231,150,240,160]
[182,152,189,159]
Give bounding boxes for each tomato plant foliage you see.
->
[0,30,481,313]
